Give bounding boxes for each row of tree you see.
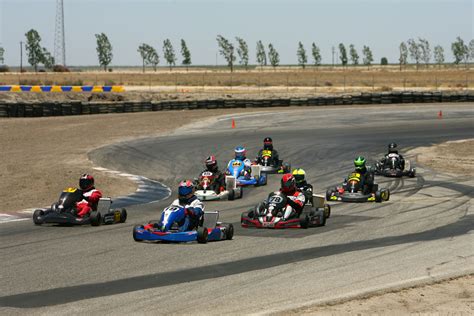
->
[2,29,473,72]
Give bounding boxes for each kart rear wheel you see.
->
[133,225,143,242]
[324,204,331,219]
[254,176,260,187]
[90,211,101,226]
[317,208,327,227]
[225,224,234,240]
[33,209,44,225]
[409,168,416,178]
[197,227,208,244]
[228,189,235,201]
[375,191,383,203]
[299,216,309,229]
[381,189,390,201]
[326,189,333,201]
[120,208,127,223]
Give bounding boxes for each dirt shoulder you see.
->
[0,107,291,213]
[283,140,474,314]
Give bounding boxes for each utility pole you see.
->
[20,41,23,72]
[332,46,335,68]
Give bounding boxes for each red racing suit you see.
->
[76,187,102,217]
[280,189,305,219]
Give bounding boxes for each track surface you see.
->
[1,104,473,314]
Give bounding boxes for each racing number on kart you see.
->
[164,206,181,213]
[232,161,242,167]
[262,150,272,157]
[201,171,213,177]
[268,195,284,204]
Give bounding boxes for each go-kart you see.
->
[227,159,267,186]
[241,191,327,229]
[194,171,243,201]
[255,149,291,174]
[375,155,416,178]
[326,172,390,203]
[32,187,127,226]
[133,205,233,243]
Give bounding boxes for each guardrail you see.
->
[0,91,472,118]
[0,85,124,92]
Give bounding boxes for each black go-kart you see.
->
[33,187,127,226]
[326,172,390,203]
[375,155,416,178]
[255,150,291,174]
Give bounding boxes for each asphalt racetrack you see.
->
[1,104,473,314]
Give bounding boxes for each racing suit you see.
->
[76,187,102,217]
[199,169,226,193]
[256,148,280,167]
[380,153,405,170]
[281,189,305,220]
[296,180,314,205]
[228,157,252,178]
[349,168,375,195]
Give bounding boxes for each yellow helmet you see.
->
[292,168,306,183]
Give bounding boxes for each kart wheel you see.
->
[33,209,44,225]
[238,187,243,199]
[299,216,310,229]
[225,224,234,240]
[324,204,331,219]
[133,225,143,242]
[409,168,416,178]
[254,176,260,187]
[262,175,267,185]
[120,208,127,223]
[375,191,383,203]
[317,208,327,227]
[197,227,208,244]
[228,189,235,201]
[90,211,101,226]
[326,189,333,201]
[381,189,390,201]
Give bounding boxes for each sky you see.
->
[0,0,472,67]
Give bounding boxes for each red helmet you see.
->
[205,155,218,172]
[281,173,296,194]
[79,174,94,191]
[263,137,273,150]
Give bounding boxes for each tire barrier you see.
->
[0,91,472,118]
[0,85,124,92]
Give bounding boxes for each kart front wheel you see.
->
[225,224,234,240]
[133,225,143,242]
[33,209,44,225]
[326,189,333,201]
[120,208,127,223]
[228,189,235,201]
[197,227,209,244]
[381,189,390,201]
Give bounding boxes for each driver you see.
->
[256,137,280,167]
[200,155,226,193]
[76,174,102,218]
[230,146,252,178]
[280,174,305,220]
[292,168,313,204]
[380,143,405,170]
[351,156,375,194]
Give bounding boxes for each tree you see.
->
[268,43,280,70]
[235,37,249,70]
[311,43,321,67]
[181,39,192,71]
[469,39,474,64]
[349,44,359,65]
[163,39,176,71]
[433,45,444,68]
[381,57,388,65]
[451,36,468,66]
[256,40,267,69]
[148,47,159,71]
[95,33,113,71]
[362,45,373,70]
[216,35,235,72]
[399,42,408,71]
[138,43,152,73]
[25,29,43,72]
[338,43,348,67]
[407,38,421,70]
[297,42,307,69]
[0,46,4,64]
[41,48,54,70]
[418,38,431,66]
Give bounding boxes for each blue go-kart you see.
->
[226,159,267,187]
[132,205,234,243]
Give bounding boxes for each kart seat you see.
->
[97,198,112,213]
[202,211,219,228]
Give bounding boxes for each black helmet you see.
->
[79,174,94,191]
[263,137,273,150]
[388,143,398,154]
[205,155,218,172]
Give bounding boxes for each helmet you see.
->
[263,137,273,150]
[292,168,306,185]
[354,156,366,171]
[79,174,95,191]
[235,146,247,160]
[178,180,195,204]
[281,173,296,194]
[205,155,218,172]
[388,142,398,154]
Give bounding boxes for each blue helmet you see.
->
[178,180,194,204]
[235,146,247,160]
